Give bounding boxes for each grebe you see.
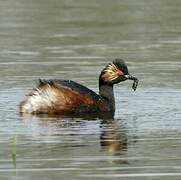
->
[20,59,138,116]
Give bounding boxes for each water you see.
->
[0,0,181,179]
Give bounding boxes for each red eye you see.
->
[117,70,124,76]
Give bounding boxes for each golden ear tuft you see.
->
[102,63,124,81]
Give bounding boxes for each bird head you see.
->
[99,59,139,91]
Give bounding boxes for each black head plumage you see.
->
[99,59,129,85]
[112,59,128,75]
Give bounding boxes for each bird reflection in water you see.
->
[21,113,128,164]
[100,119,128,164]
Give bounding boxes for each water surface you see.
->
[0,0,181,179]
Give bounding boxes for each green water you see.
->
[0,0,181,179]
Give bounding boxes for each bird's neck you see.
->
[99,84,115,113]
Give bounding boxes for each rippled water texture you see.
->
[0,0,181,179]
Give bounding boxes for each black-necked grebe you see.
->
[20,59,138,116]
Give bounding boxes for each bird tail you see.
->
[20,80,58,114]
